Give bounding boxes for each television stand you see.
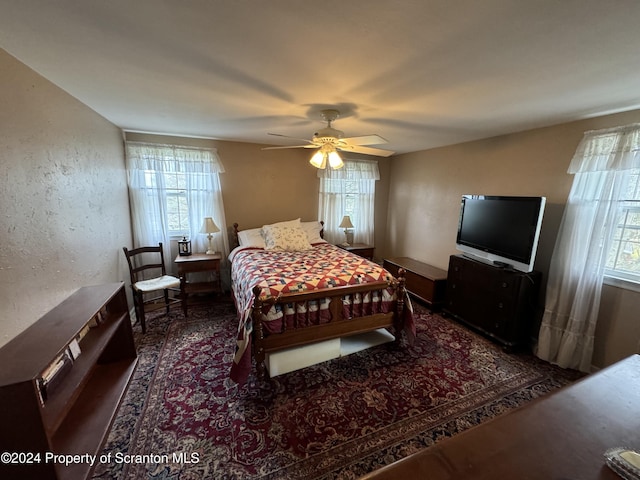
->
[444,255,541,350]
[461,254,514,271]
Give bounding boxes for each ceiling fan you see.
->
[262,109,394,169]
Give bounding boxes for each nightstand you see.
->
[337,243,375,260]
[175,253,222,316]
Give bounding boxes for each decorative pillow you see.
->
[238,228,265,248]
[262,225,312,251]
[300,220,324,243]
[262,217,301,230]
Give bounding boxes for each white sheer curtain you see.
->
[318,159,379,245]
[536,124,640,372]
[125,142,229,263]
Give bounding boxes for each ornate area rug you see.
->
[93,299,581,480]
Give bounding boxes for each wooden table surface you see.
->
[361,354,640,480]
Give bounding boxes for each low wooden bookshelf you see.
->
[0,283,137,480]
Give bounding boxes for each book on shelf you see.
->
[38,349,74,402]
[40,350,69,382]
[76,324,91,342]
[89,306,109,327]
[35,378,46,406]
[68,338,81,360]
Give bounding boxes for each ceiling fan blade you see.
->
[341,134,389,146]
[338,144,395,157]
[268,133,314,144]
[262,144,317,150]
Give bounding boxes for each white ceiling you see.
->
[2,0,640,154]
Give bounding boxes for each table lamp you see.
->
[200,217,220,254]
[339,215,354,245]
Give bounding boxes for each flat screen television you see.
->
[455,195,546,273]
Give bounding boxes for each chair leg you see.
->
[164,289,171,316]
[131,287,142,331]
[136,291,147,334]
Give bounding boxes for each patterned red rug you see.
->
[93,299,580,479]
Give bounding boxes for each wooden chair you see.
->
[122,243,181,333]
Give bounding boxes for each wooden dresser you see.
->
[360,354,640,480]
[444,254,541,349]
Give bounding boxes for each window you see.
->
[339,177,358,219]
[141,169,191,236]
[125,142,228,256]
[606,168,640,282]
[318,160,379,245]
[140,168,219,237]
[536,123,640,371]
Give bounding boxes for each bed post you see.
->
[252,285,267,381]
[233,223,240,248]
[395,268,406,343]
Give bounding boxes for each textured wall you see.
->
[0,49,131,347]
[386,109,640,369]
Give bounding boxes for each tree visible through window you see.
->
[126,142,227,256]
[606,168,640,281]
[144,170,191,235]
[343,178,358,220]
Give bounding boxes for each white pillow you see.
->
[300,221,324,243]
[262,225,312,251]
[237,228,265,248]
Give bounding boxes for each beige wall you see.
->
[124,132,391,261]
[0,49,131,348]
[595,284,640,368]
[386,109,640,369]
[2,46,636,368]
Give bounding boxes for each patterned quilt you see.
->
[229,243,412,383]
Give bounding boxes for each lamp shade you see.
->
[309,150,326,169]
[339,215,354,229]
[328,151,344,169]
[200,217,220,234]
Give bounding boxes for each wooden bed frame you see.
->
[232,223,408,380]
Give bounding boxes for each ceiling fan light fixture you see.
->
[264,107,394,161]
[328,150,344,169]
[309,150,327,169]
[310,144,343,170]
